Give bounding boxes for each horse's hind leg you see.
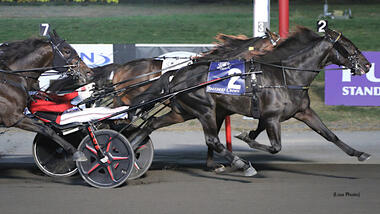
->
[12,116,86,161]
[294,107,370,161]
[206,111,228,171]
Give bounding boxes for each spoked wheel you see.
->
[128,137,154,180]
[33,132,82,177]
[76,129,134,188]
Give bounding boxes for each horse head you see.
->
[48,29,93,85]
[325,28,371,75]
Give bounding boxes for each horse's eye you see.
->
[65,50,71,54]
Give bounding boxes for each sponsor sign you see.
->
[206,59,245,95]
[159,51,197,73]
[325,51,380,106]
[72,44,113,68]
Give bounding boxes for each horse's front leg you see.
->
[294,107,370,161]
[236,117,282,154]
[235,119,266,148]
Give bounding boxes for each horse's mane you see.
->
[197,34,262,61]
[0,38,49,66]
[257,26,322,63]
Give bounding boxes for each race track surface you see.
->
[0,129,379,213]
[0,163,379,214]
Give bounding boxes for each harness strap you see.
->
[246,60,262,118]
[258,85,310,90]
[8,116,25,128]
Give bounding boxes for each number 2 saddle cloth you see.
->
[207,59,261,118]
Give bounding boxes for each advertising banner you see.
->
[325,51,380,106]
[72,44,113,68]
[206,59,246,95]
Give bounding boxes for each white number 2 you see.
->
[227,68,242,90]
[317,20,328,33]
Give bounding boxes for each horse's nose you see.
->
[365,63,371,69]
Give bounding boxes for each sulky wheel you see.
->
[33,132,83,177]
[128,137,154,180]
[76,129,134,188]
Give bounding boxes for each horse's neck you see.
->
[279,39,332,86]
[9,43,53,90]
[8,43,53,72]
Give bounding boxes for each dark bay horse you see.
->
[100,29,280,107]
[0,30,93,161]
[129,27,371,176]
[127,30,282,170]
[112,58,163,106]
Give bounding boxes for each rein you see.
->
[0,65,76,80]
[0,65,75,73]
[99,58,194,90]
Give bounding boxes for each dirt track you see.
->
[1,129,380,213]
[0,162,379,214]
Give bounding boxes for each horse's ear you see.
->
[53,29,59,38]
[324,28,334,36]
[265,28,280,39]
[265,28,273,38]
[47,30,54,40]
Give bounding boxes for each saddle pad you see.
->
[206,59,245,95]
[59,106,129,125]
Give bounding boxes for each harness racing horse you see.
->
[127,30,281,171]
[129,27,371,176]
[0,30,93,162]
[100,29,280,107]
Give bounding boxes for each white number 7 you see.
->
[40,23,50,37]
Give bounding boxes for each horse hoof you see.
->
[235,132,257,148]
[214,165,226,174]
[358,153,371,162]
[73,151,87,162]
[244,162,257,177]
[235,132,249,141]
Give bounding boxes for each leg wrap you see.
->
[232,156,246,169]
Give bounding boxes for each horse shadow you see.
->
[149,145,360,182]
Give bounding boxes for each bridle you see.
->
[267,33,281,46]
[48,35,84,81]
[325,30,362,75]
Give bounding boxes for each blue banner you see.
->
[206,59,245,95]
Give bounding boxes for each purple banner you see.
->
[325,51,380,106]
